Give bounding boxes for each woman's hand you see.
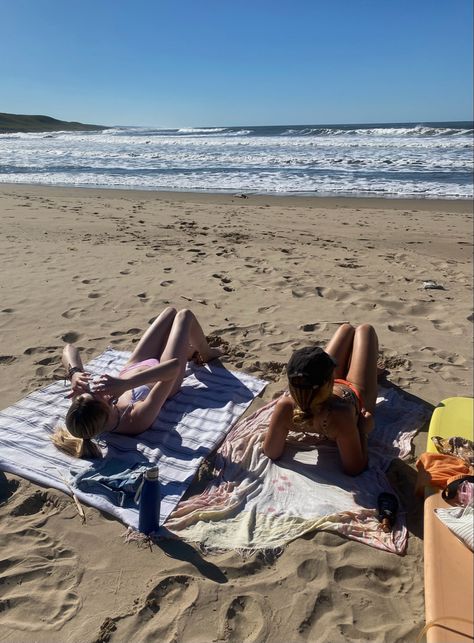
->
[358,408,375,435]
[91,374,130,398]
[67,371,91,398]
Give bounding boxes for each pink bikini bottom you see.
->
[119,357,160,376]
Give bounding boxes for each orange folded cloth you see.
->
[415,452,472,496]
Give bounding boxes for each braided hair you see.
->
[287,346,336,425]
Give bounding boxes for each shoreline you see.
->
[0,182,472,213]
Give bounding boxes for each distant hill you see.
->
[0,112,106,133]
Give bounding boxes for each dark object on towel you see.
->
[377,492,399,532]
[442,475,474,502]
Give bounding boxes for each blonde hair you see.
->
[290,380,333,426]
[52,395,108,459]
[52,426,103,458]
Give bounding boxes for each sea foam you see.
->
[1,122,472,198]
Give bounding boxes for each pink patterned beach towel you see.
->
[166,387,427,554]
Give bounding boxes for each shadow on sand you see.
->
[157,527,228,584]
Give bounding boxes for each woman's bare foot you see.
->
[206,346,225,361]
[192,347,225,365]
[190,351,204,366]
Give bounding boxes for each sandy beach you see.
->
[0,184,472,643]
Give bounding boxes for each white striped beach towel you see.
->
[435,506,474,550]
[0,348,266,529]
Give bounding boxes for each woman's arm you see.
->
[62,344,84,374]
[358,408,374,435]
[62,344,90,397]
[263,397,294,460]
[334,407,368,475]
[123,360,180,387]
[120,372,181,435]
[110,360,181,435]
[93,359,180,397]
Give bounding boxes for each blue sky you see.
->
[1,0,472,127]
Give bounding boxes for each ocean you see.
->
[1,121,472,198]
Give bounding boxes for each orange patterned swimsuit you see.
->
[300,379,364,440]
[333,378,364,414]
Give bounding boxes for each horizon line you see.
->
[114,119,474,129]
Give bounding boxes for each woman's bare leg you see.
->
[186,310,223,363]
[160,309,222,397]
[127,307,177,365]
[346,324,379,412]
[325,323,355,379]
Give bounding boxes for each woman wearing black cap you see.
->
[263,323,379,475]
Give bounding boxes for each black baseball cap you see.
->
[287,346,336,388]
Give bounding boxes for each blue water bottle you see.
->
[138,466,161,535]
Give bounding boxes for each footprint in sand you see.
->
[61,331,80,343]
[301,323,321,332]
[257,304,279,314]
[334,564,395,589]
[291,289,306,298]
[297,557,325,582]
[396,375,429,387]
[433,350,466,366]
[297,588,333,635]
[387,322,418,333]
[429,367,463,383]
[24,345,60,355]
[349,283,370,292]
[315,287,342,301]
[9,489,67,517]
[337,262,363,269]
[111,329,141,338]
[110,338,128,346]
[330,555,421,641]
[61,307,82,319]
[35,356,56,366]
[0,355,16,365]
[338,621,384,642]
[0,527,81,630]
[222,594,268,643]
[429,319,463,335]
[104,575,199,642]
